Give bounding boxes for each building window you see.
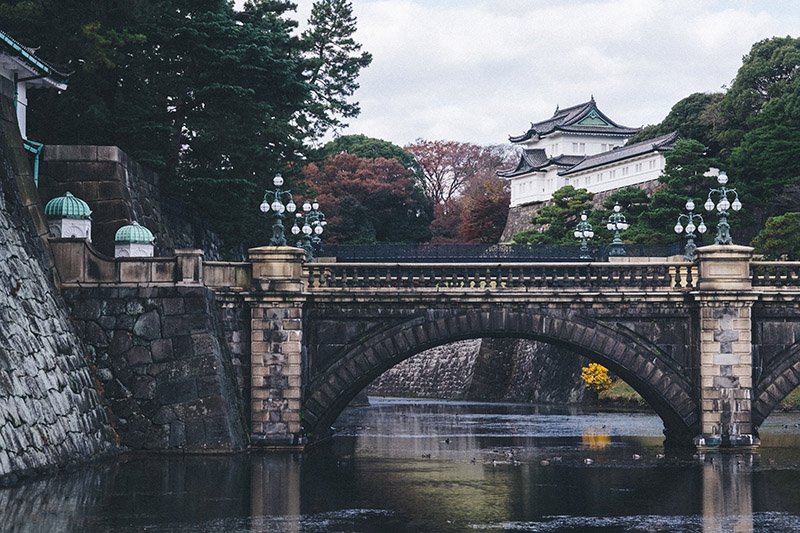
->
[601,143,607,151]
[579,143,585,152]
[573,143,578,152]
[610,170,616,178]
[623,166,628,176]
[649,160,656,169]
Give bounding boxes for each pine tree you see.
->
[300,0,372,140]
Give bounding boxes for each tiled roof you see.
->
[497,150,586,178]
[509,98,640,143]
[0,30,69,89]
[497,132,679,179]
[559,131,679,176]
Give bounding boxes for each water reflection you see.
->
[701,452,754,532]
[1,400,800,531]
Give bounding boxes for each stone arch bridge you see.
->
[52,241,800,448]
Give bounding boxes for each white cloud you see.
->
[334,0,800,146]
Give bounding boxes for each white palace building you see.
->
[499,97,678,206]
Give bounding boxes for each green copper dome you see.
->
[44,191,92,220]
[114,221,155,244]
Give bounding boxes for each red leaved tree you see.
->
[302,152,432,244]
[405,139,514,242]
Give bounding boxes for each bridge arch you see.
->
[302,308,699,444]
[753,343,800,428]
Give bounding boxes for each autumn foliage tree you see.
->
[302,153,431,244]
[405,140,514,242]
[459,175,510,243]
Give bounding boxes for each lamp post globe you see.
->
[676,198,707,261]
[607,202,628,257]
[574,210,594,260]
[259,173,297,246]
[704,169,742,245]
[294,199,326,260]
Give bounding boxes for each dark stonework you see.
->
[367,340,481,398]
[469,339,587,403]
[62,286,248,451]
[0,93,116,485]
[752,301,800,426]
[216,298,251,422]
[39,145,222,259]
[366,338,586,404]
[303,301,700,441]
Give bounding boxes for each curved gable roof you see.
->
[0,30,69,90]
[509,98,640,143]
[497,149,586,178]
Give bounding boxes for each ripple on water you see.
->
[470,512,800,532]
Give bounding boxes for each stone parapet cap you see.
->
[695,244,754,259]
[248,245,306,261]
[695,244,754,291]
[248,246,305,291]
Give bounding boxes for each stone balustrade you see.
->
[305,261,697,291]
[751,261,800,288]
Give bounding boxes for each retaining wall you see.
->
[62,286,248,450]
[0,92,116,485]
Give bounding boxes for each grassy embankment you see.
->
[599,381,800,411]
[598,379,647,407]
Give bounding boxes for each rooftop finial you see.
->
[554,104,559,115]
[590,94,595,102]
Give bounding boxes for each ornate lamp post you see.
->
[704,171,742,245]
[291,199,327,260]
[574,211,594,260]
[258,174,296,246]
[674,199,707,261]
[606,202,629,256]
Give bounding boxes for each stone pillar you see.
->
[248,246,306,447]
[176,248,204,285]
[695,245,758,447]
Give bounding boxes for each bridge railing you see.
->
[751,262,800,288]
[305,261,696,291]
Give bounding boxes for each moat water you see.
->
[5,398,800,532]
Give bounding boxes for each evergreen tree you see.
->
[711,36,800,153]
[317,134,417,170]
[632,139,719,245]
[0,1,355,255]
[300,0,372,140]
[752,212,800,260]
[626,92,722,154]
[512,186,594,245]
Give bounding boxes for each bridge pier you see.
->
[248,246,306,447]
[695,245,759,447]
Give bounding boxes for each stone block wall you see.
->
[39,145,221,259]
[62,286,248,450]
[367,338,586,403]
[471,339,586,404]
[367,340,481,398]
[250,302,304,445]
[216,297,251,422]
[0,93,116,485]
[500,178,663,242]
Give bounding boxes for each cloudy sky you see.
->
[289,0,800,146]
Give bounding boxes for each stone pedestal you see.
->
[695,245,758,447]
[248,246,306,447]
[176,248,204,285]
